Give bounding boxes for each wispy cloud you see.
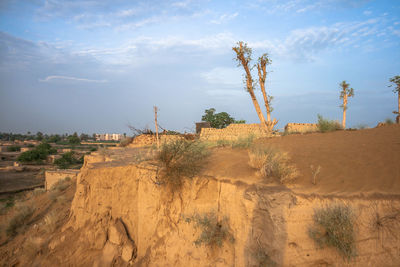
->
[210,12,238,24]
[39,75,107,83]
[363,10,372,15]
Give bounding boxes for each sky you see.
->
[0,0,399,135]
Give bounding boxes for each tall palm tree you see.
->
[339,81,355,129]
[389,75,400,123]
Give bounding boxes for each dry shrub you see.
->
[212,134,255,149]
[231,134,255,149]
[6,204,35,236]
[44,211,58,234]
[50,177,71,192]
[248,146,298,183]
[193,212,234,248]
[308,204,356,260]
[310,165,322,185]
[158,139,209,190]
[32,188,46,196]
[371,209,400,240]
[119,137,133,147]
[317,115,342,133]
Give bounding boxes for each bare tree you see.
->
[339,81,355,129]
[233,42,277,131]
[257,54,274,122]
[389,75,400,123]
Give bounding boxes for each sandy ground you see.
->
[206,124,400,198]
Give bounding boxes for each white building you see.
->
[95,133,123,141]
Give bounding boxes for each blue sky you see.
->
[0,0,399,134]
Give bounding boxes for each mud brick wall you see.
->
[129,134,183,147]
[284,123,318,133]
[200,123,271,141]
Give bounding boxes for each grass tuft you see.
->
[119,137,133,147]
[248,146,298,184]
[193,212,234,248]
[44,211,58,233]
[308,204,356,260]
[385,118,394,125]
[50,177,71,192]
[32,188,46,196]
[317,115,343,132]
[6,204,35,236]
[158,139,209,190]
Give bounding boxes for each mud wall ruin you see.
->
[200,123,271,141]
[128,134,183,147]
[284,123,318,133]
[66,156,400,266]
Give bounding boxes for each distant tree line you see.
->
[0,131,96,143]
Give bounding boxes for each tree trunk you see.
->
[154,106,160,150]
[248,89,268,127]
[258,64,271,122]
[342,96,347,129]
[398,90,400,115]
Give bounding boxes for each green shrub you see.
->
[248,146,298,184]
[210,134,255,149]
[7,145,21,152]
[317,115,342,133]
[54,152,83,169]
[6,204,35,236]
[158,139,209,190]
[308,204,356,260]
[385,118,394,125]
[193,212,234,248]
[231,134,255,149]
[17,142,56,163]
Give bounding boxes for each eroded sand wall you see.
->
[68,160,400,266]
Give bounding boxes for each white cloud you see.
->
[363,10,372,15]
[115,8,140,18]
[210,12,238,24]
[39,75,107,83]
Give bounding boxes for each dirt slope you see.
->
[207,125,400,198]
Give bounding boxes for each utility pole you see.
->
[154,106,160,150]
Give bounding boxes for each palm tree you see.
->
[339,81,355,129]
[389,75,400,123]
